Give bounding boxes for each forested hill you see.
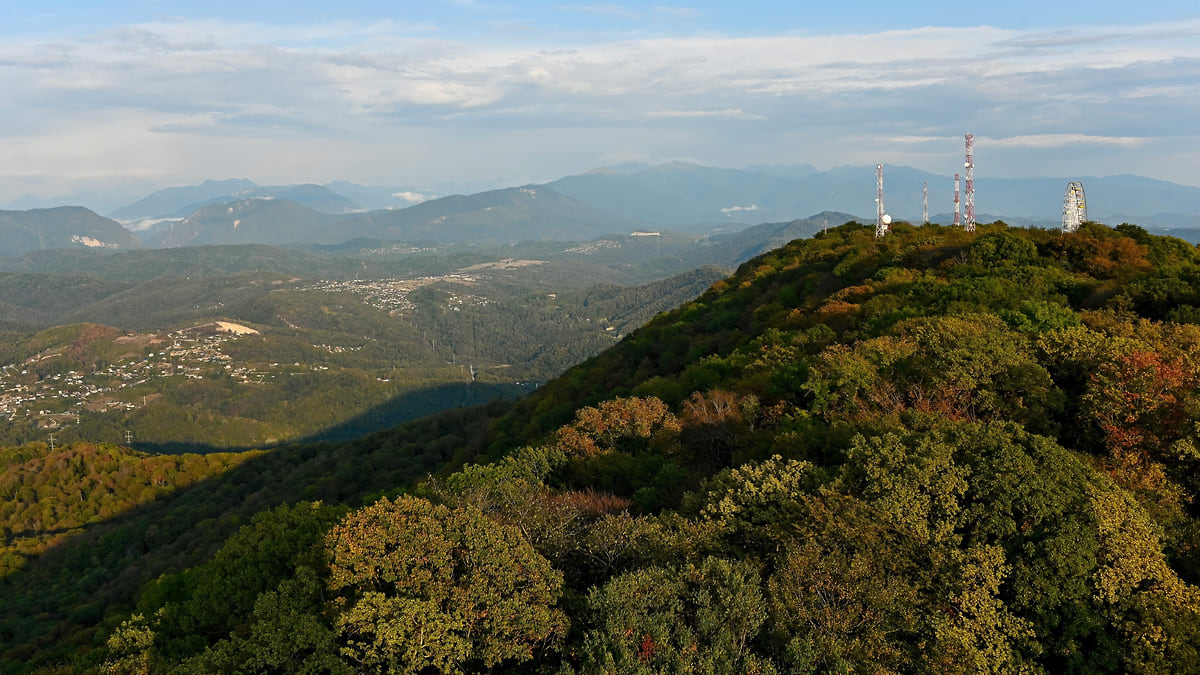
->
[9,220,1200,673]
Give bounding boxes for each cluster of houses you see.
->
[0,327,251,429]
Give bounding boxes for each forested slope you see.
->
[0,402,508,672]
[8,220,1200,673]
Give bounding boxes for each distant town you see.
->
[0,323,323,430]
[301,262,539,314]
[0,264,557,432]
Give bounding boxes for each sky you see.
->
[1,0,1198,211]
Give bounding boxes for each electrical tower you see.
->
[875,164,889,238]
[964,133,975,232]
[922,182,928,224]
[954,172,961,226]
[1062,181,1087,233]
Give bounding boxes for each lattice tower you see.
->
[1062,181,1087,233]
[954,172,960,226]
[964,133,975,232]
[875,164,888,238]
[923,182,928,224]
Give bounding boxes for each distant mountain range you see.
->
[112,179,428,222]
[0,207,142,256]
[2,163,1200,257]
[552,163,1200,230]
[110,178,258,221]
[118,183,358,221]
[143,185,634,248]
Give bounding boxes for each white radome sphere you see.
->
[882,214,893,225]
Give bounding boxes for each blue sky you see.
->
[2,0,1198,210]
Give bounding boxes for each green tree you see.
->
[582,557,775,674]
[324,495,567,673]
[693,454,814,554]
[766,532,920,674]
[136,501,346,661]
[177,566,347,675]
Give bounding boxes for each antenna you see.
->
[125,430,134,445]
[922,182,928,224]
[954,172,961,226]
[48,433,56,451]
[1062,181,1087,233]
[964,133,975,232]
[875,164,889,238]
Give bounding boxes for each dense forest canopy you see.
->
[5,220,1200,673]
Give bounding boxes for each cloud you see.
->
[646,108,764,120]
[557,4,639,18]
[393,191,430,203]
[983,134,1148,149]
[720,204,758,214]
[653,6,702,19]
[6,18,1196,125]
[2,15,1199,201]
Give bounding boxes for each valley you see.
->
[0,252,728,451]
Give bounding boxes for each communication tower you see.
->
[954,172,961,226]
[875,164,890,237]
[1062,181,1087,233]
[964,133,976,232]
[923,182,929,224]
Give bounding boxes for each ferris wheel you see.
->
[1062,181,1087,233]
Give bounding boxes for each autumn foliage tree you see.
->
[554,395,679,457]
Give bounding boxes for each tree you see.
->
[767,534,920,674]
[583,557,775,674]
[1088,485,1200,673]
[324,495,567,673]
[134,501,346,661]
[694,454,814,554]
[1082,349,1200,504]
[177,566,347,675]
[678,389,757,466]
[554,396,679,457]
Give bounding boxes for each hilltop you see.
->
[3,221,1200,673]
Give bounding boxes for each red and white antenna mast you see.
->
[922,182,928,224]
[875,164,890,237]
[964,133,975,232]
[954,172,961,226]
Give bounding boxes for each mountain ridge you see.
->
[7,220,1200,672]
[6,164,1200,257]
[0,207,143,256]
